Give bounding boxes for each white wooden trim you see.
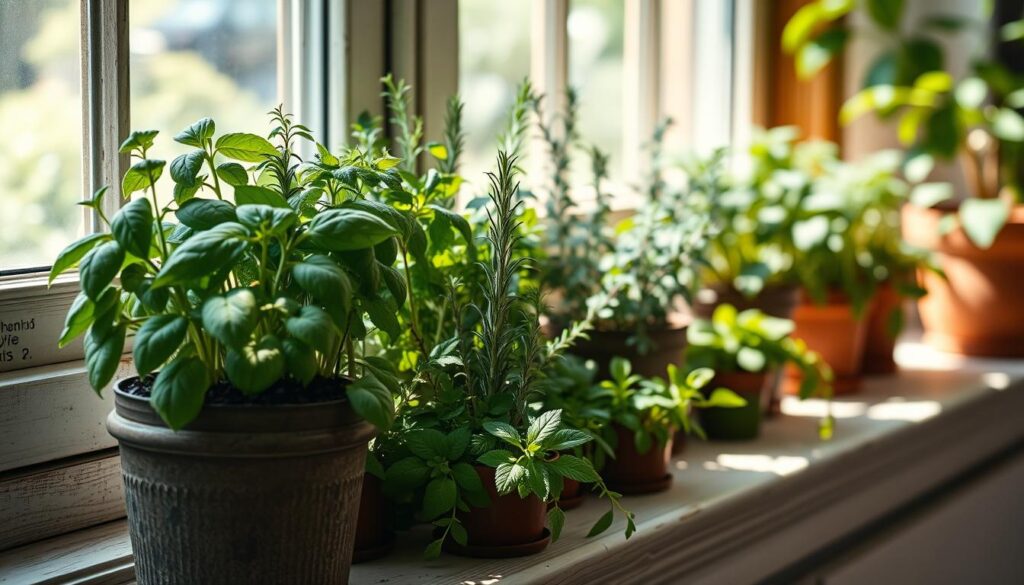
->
[658,0,695,154]
[531,0,568,125]
[623,0,659,184]
[0,454,124,552]
[731,0,760,150]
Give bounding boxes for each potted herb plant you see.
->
[786,1,1024,356]
[54,111,403,583]
[685,304,831,440]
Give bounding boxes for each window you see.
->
[0,0,84,273]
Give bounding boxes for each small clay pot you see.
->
[903,203,1024,357]
[784,291,869,396]
[448,465,549,558]
[601,424,673,494]
[568,326,689,379]
[861,281,903,375]
[551,478,585,510]
[352,474,393,563]
[690,283,801,320]
[698,371,769,441]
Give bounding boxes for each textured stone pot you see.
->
[903,203,1024,357]
[698,371,769,441]
[568,326,689,379]
[107,378,374,585]
[448,465,549,558]
[690,283,801,320]
[602,424,673,494]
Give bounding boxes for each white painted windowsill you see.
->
[2,341,1023,585]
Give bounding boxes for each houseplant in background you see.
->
[785,1,1024,356]
[54,111,400,584]
[685,304,832,440]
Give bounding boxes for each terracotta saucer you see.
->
[443,528,552,559]
[352,533,395,564]
[607,473,673,495]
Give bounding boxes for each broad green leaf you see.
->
[59,289,115,348]
[366,297,401,340]
[49,233,109,283]
[216,162,248,186]
[960,198,1010,249]
[483,421,522,447]
[992,108,1024,142]
[406,429,449,459]
[478,449,516,468]
[215,132,278,163]
[121,159,166,196]
[866,0,903,30]
[80,241,125,300]
[175,198,237,230]
[133,315,188,376]
[292,255,352,318]
[686,367,715,389]
[286,305,337,352]
[170,150,205,187]
[451,462,483,492]
[955,77,988,109]
[111,198,154,258]
[527,409,562,444]
[548,454,600,483]
[586,510,614,538]
[781,3,824,53]
[234,185,290,208]
[703,388,748,408]
[225,335,285,394]
[427,142,448,161]
[119,130,159,154]
[84,324,126,394]
[347,374,395,429]
[609,357,631,383]
[450,521,468,547]
[796,27,848,79]
[424,539,443,560]
[737,347,767,372]
[283,339,318,386]
[384,456,430,490]
[306,209,401,251]
[152,222,249,288]
[543,428,593,451]
[910,182,953,208]
[428,205,476,256]
[548,506,566,542]
[236,204,297,233]
[174,118,215,148]
[421,478,457,520]
[202,289,258,348]
[151,354,210,430]
[1001,19,1024,42]
[494,462,527,495]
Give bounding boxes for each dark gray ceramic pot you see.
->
[107,378,374,585]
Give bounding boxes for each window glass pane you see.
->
[458,0,531,190]
[130,0,279,204]
[0,0,83,273]
[569,0,624,181]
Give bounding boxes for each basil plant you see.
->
[53,109,410,430]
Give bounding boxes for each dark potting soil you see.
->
[121,375,350,406]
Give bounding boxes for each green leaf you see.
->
[366,297,401,340]
[494,462,527,495]
[286,305,337,352]
[225,335,285,394]
[151,354,210,430]
[736,347,767,372]
[80,241,125,300]
[236,204,297,234]
[992,108,1024,142]
[60,291,97,348]
[175,198,237,230]
[483,421,522,448]
[686,367,715,389]
[216,162,249,186]
[543,428,593,451]
[427,142,448,161]
[170,150,205,188]
[49,233,109,283]
[385,457,430,490]
[782,3,824,54]
[428,205,476,256]
[478,449,516,468]
[910,182,953,208]
[702,388,748,408]
[121,159,166,197]
[587,509,615,538]
[215,132,278,162]
[111,198,154,258]
[864,50,899,87]
[174,118,215,148]
[292,256,352,318]
[407,429,449,459]
[548,506,566,542]
[84,324,126,394]
[1001,19,1024,42]
[547,454,600,483]
[424,539,443,560]
[866,0,903,30]
[306,209,401,251]
[451,462,483,492]
[450,521,468,547]
[446,427,472,459]
[796,27,848,79]
[234,185,290,208]
[421,478,457,520]
[960,198,1010,249]
[379,264,407,306]
[609,357,631,383]
[133,315,188,376]
[152,222,250,288]
[283,338,318,386]
[202,289,257,348]
[119,130,159,154]
[527,409,562,444]
[347,374,395,429]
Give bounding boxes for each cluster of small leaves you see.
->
[686,304,833,399]
[56,112,404,430]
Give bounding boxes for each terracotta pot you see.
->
[601,424,673,494]
[698,371,768,441]
[784,291,869,396]
[449,465,549,557]
[671,430,687,455]
[861,281,902,375]
[903,203,1024,356]
[107,378,373,585]
[690,283,801,320]
[553,478,585,510]
[568,326,689,379]
[352,474,393,563]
